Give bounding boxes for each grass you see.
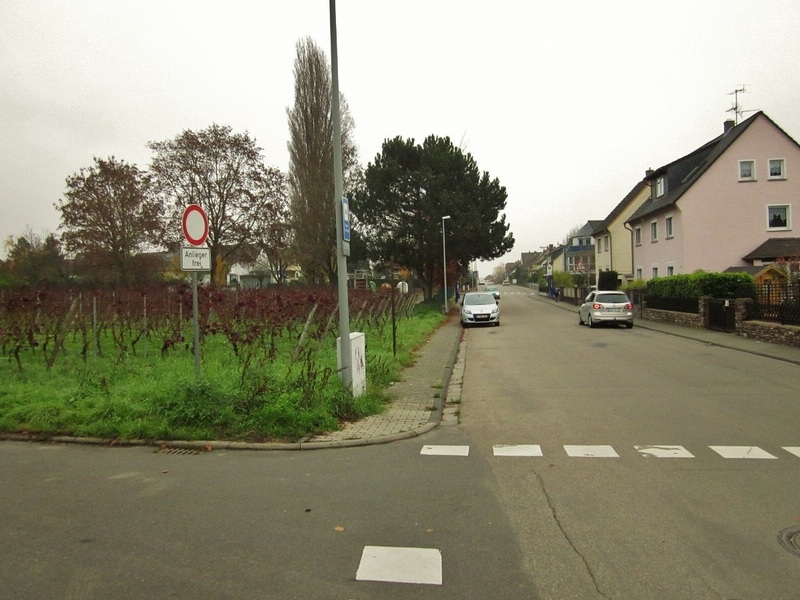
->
[0,301,446,442]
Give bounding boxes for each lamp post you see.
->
[441,215,451,315]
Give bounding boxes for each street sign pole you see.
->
[181,204,209,381]
[330,0,352,392]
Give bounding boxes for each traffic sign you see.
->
[182,204,209,247]
[342,196,351,242]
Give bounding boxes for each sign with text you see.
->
[180,246,211,271]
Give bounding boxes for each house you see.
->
[626,111,800,281]
[563,221,603,284]
[592,180,649,285]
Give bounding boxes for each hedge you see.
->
[646,271,756,299]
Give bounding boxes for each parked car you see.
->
[578,290,634,328]
[486,286,500,300]
[460,291,500,327]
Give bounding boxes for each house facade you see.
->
[593,180,649,285]
[626,112,800,281]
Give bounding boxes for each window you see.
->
[652,267,659,278]
[739,160,755,181]
[655,176,666,197]
[650,221,658,242]
[767,205,790,230]
[634,226,641,246]
[667,265,674,276]
[665,216,674,238]
[604,235,609,252]
[636,268,643,280]
[769,158,785,179]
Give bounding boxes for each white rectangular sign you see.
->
[181,246,211,271]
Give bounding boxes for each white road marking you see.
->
[635,445,695,458]
[564,445,619,458]
[356,546,442,585]
[492,444,543,457]
[709,446,777,459]
[783,447,800,458]
[420,445,469,456]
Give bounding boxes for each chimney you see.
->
[723,119,735,133]
[645,168,654,178]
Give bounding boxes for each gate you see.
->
[707,298,735,333]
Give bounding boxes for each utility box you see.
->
[337,332,366,397]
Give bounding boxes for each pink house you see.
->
[626,112,800,281]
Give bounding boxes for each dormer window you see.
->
[655,176,666,197]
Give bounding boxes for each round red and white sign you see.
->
[182,204,209,247]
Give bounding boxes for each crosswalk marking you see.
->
[421,444,795,460]
[709,446,778,459]
[635,445,695,458]
[564,445,619,458]
[492,444,543,457]
[420,445,469,456]
[356,546,442,585]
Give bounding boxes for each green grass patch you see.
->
[0,301,446,442]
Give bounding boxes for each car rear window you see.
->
[596,293,628,303]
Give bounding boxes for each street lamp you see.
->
[442,215,451,315]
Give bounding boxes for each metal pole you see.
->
[442,215,450,315]
[192,271,201,379]
[330,0,352,390]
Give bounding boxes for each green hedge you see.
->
[646,271,756,299]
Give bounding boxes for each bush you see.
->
[597,270,618,290]
[646,271,756,299]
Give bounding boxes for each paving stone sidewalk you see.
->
[299,315,463,447]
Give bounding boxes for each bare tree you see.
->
[55,157,164,286]
[148,124,286,286]
[287,36,359,284]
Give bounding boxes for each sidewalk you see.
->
[299,315,463,448]
[538,292,800,366]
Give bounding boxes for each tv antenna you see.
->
[727,85,758,125]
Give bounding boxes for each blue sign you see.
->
[342,196,351,242]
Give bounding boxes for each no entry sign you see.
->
[182,204,209,247]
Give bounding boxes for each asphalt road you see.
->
[3,288,800,599]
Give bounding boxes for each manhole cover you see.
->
[778,526,800,557]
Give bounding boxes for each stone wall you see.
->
[642,297,800,348]
[641,307,703,329]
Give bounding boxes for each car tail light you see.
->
[592,303,603,309]
[625,303,633,309]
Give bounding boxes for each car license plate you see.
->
[476,314,489,320]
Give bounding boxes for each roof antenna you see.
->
[727,85,758,125]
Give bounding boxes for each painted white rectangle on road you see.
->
[635,445,695,458]
[493,444,543,457]
[709,446,777,459]
[564,445,619,458]
[356,546,442,585]
[420,445,469,456]
[783,447,800,458]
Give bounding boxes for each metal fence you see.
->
[643,296,700,314]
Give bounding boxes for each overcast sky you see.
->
[3,1,800,275]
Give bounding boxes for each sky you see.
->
[3,0,800,276]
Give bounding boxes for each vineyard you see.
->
[0,285,442,441]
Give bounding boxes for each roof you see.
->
[627,111,800,223]
[742,237,800,260]
[595,180,648,235]
[724,264,787,279]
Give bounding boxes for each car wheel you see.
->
[578,313,584,325]
[588,315,596,329]
[494,321,500,327]
[461,321,468,328]
[626,322,633,329]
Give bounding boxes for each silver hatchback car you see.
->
[460,291,500,327]
[578,290,634,328]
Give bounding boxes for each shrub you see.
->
[646,271,756,299]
